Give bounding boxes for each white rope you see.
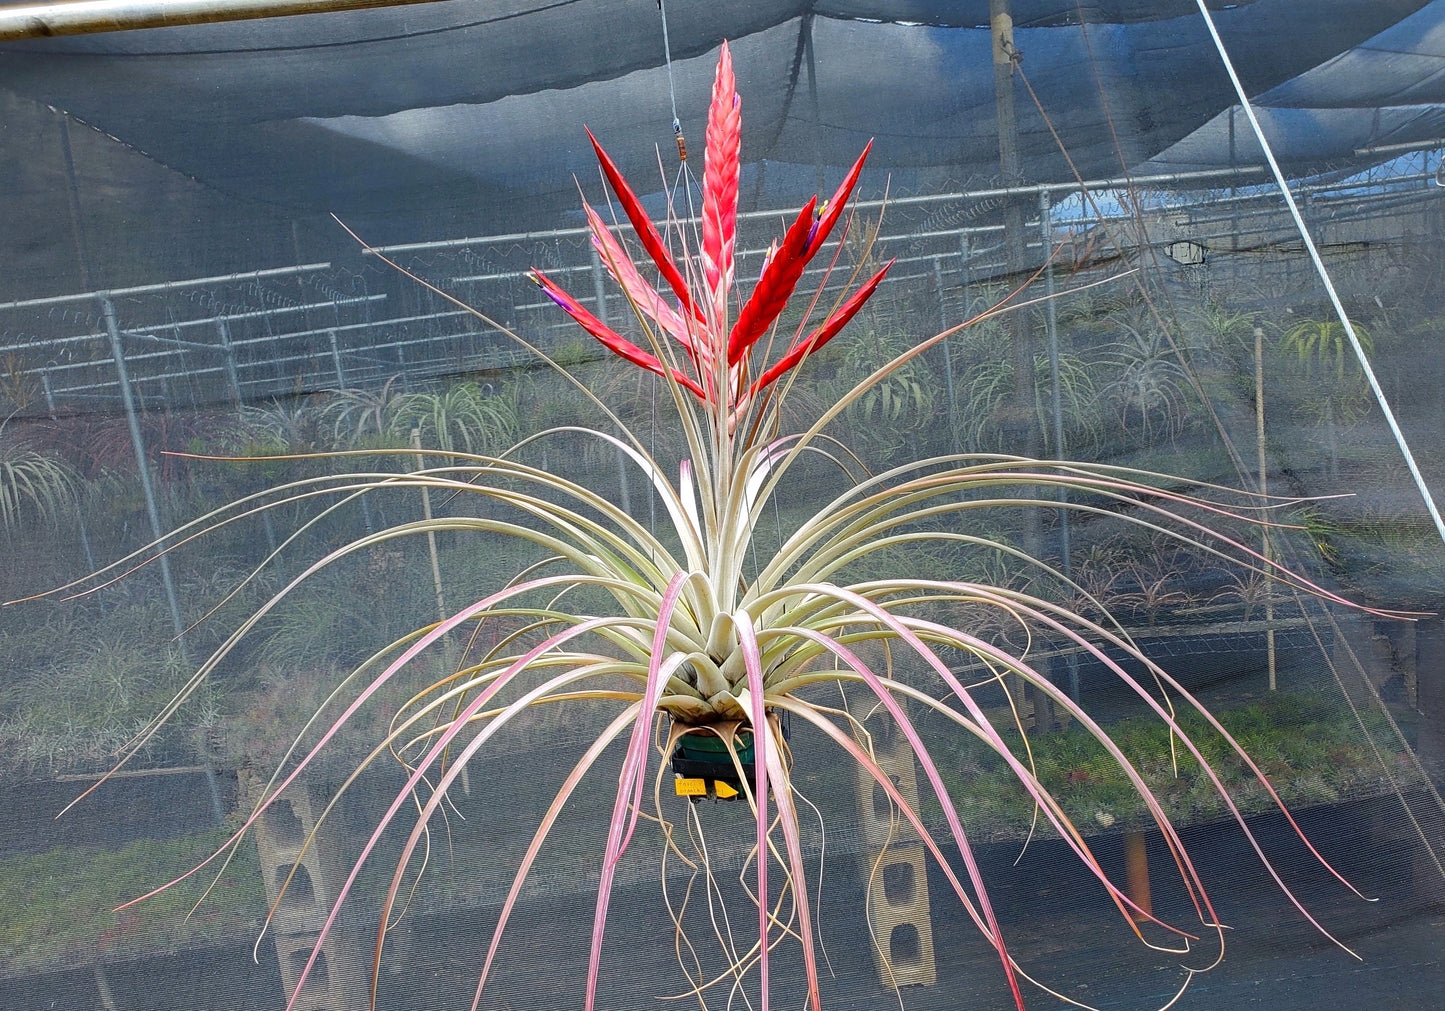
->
[1195,0,1445,548]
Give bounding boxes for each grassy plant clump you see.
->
[0,830,264,975]
[933,693,1412,840]
[0,603,216,778]
[0,422,76,536]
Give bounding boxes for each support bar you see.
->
[0,0,450,40]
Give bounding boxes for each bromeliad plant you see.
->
[24,41,1395,1011]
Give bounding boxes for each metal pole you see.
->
[220,318,284,558]
[369,169,1268,257]
[992,0,1030,415]
[1040,192,1065,465]
[592,248,632,516]
[0,263,331,312]
[215,319,243,405]
[1254,324,1277,691]
[99,294,187,645]
[396,342,413,391]
[959,231,972,314]
[40,370,58,420]
[1040,192,1071,569]
[326,328,374,533]
[411,427,447,624]
[327,329,347,388]
[932,257,959,458]
[0,0,453,39]
[1040,190,1078,704]
[43,368,101,576]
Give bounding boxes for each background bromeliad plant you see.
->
[20,40,1403,1011]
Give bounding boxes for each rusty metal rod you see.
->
[0,0,451,41]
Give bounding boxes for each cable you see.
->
[1195,0,1445,549]
[658,0,687,162]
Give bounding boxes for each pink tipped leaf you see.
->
[531,269,707,399]
[585,574,692,1011]
[470,705,639,1011]
[936,583,1371,939]
[837,575,1344,951]
[777,590,1037,1009]
[584,204,703,360]
[116,570,591,917]
[271,604,623,1011]
[733,612,779,1010]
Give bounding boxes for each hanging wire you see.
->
[658,0,687,162]
[1194,0,1445,549]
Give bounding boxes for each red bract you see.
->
[531,39,892,417]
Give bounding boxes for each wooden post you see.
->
[991,0,1042,562]
[1124,830,1152,921]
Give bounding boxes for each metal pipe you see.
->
[1040,191,1070,570]
[1041,190,1077,704]
[0,0,450,40]
[0,295,387,356]
[326,329,347,388]
[124,329,229,353]
[1353,137,1445,157]
[368,167,1270,255]
[932,256,959,458]
[0,262,330,311]
[592,247,632,517]
[327,327,375,532]
[216,318,243,404]
[1253,324,1277,692]
[41,324,512,396]
[142,294,385,331]
[1041,189,1065,468]
[99,293,187,645]
[411,426,447,624]
[43,365,103,582]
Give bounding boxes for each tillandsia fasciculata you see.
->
[20,39,1400,1011]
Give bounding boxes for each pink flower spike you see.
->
[586,128,702,325]
[530,270,707,400]
[702,40,741,314]
[750,259,893,396]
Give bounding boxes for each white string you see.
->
[1195,0,1445,548]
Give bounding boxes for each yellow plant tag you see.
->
[674,777,707,797]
